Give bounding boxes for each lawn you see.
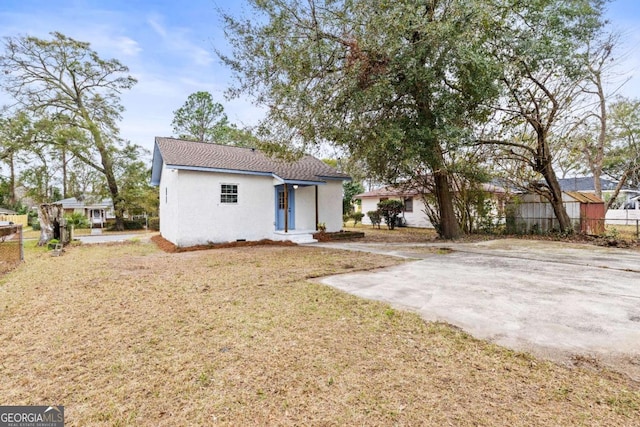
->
[0,240,638,426]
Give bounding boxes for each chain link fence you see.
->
[0,224,23,274]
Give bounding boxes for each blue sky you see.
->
[0,0,639,156]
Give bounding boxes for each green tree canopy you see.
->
[479,0,606,232]
[220,0,505,238]
[172,91,229,142]
[0,32,137,230]
[603,96,640,208]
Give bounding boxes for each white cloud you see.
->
[145,13,213,66]
[114,36,142,57]
[147,14,167,38]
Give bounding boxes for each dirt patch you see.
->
[151,234,297,253]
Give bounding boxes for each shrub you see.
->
[107,219,145,231]
[377,199,404,230]
[343,213,351,226]
[64,212,91,229]
[367,210,382,229]
[148,217,160,231]
[46,238,60,250]
[351,211,364,226]
[123,219,145,230]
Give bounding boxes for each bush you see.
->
[46,238,60,250]
[31,222,41,231]
[123,219,145,230]
[107,219,145,231]
[377,199,404,230]
[351,211,364,226]
[367,210,382,229]
[64,212,91,229]
[148,217,159,231]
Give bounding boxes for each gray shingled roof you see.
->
[153,137,350,183]
[56,196,113,209]
[355,181,506,199]
[557,176,627,192]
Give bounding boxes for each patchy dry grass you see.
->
[344,224,439,243]
[606,224,640,241]
[1,241,638,426]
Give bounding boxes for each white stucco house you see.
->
[150,137,350,247]
[356,186,433,228]
[355,181,507,229]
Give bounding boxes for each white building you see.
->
[355,186,433,228]
[150,137,349,247]
[355,182,507,229]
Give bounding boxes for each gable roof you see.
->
[57,197,113,209]
[151,137,350,185]
[355,186,421,199]
[355,181,506,199]
[564,191,604,204]
[557,176,631,192]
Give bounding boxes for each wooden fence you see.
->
[0,214,29,227]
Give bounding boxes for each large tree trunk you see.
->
[433,171,461,239]
[83,109,125,231]
[8,152,16,205]
[38,203,64,246]
[62,147,68,198]
[539,152,573,233]
[431,145,461,239]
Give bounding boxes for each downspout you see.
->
[315,186,319,230]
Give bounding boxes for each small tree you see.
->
[342,181,364,214]
[351,211,364,226]
[378,199,404,230]
[367,210,382,229]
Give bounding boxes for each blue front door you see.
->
[275,185,295,230]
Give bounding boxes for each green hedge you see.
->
[107,219,145,231]
[148,217,159,231]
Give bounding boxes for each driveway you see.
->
[315,239,640,380]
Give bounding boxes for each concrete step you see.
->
[272,230,317,244]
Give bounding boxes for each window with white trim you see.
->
[220,184,238,204]
[404,197,413,212]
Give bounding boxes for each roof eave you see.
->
[150,140,164,186]
[317,175,351,181]
[166,164,275,177]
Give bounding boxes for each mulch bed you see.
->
[312,230,365,242]
[151,234,297,253]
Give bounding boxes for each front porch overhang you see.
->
[272,176,326,186]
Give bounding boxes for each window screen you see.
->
[221,184,238,204]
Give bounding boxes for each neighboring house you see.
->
[355,186,432,228]
[0,207,17,215]
[557,176,640,209]
[355,182,506,228]
[150,137,350,247]
[57,196,115,228]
